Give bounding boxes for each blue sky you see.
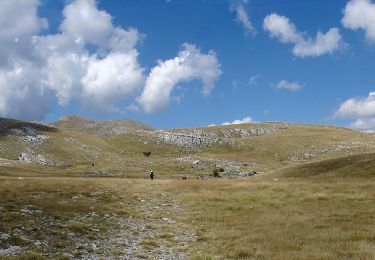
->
[1,0,375,130]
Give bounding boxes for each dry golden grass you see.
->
[1,170,375,259]
[1,121,375,258]
[0,177,139,258]
[158,174,375,259]
[2,122,375,180]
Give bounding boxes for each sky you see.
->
[1,0,375,130]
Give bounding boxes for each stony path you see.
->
[0,184,196,259]
[76,192,196,259]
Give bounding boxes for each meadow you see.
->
[1,119,375,259]
[1,163,374,259]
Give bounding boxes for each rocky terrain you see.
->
[288,140,375,161]
[155,124,286,149]
[176,156,258,178]
[0,190,193,259]
[1,116,375,179]
[1,116,375,259]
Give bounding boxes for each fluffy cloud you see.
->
[0,0,221,120]
[231,0,255,35]
[263,14,302,43]
[335,92,375,119]
[349,118,375,131]
[342,0,375,43]
[0,0,47,67]
[222,116,254,125]
[275,80,303,91]
[208,116,254,127]
[0,0,144,120]
[0,61,51,120]
[81,51,144,112]
[335,92,375,131]
[263,13,344,57]
[137,43,221,113]
[60,0,113,46]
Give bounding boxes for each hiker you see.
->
[149,171,154,180]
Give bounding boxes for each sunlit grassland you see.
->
[1,167,375,259]
[2,122,375,180]
[1,121,375,259]
[160,175,375,259]
[0,177,139,258]
[1,179,374,257]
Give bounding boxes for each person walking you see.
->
[149,170,154,180]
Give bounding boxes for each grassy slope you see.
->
[279,152,375,179]
[2,120,375,178]
[1,173,374,259]
[1,120,375,259]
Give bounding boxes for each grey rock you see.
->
[0,246,21,256]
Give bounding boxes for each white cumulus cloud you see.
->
[335,92,375,131]
[60,0,113,46]
[342,0,375,43]
[349,118,375,131]
[275,80,303,91]
[137,43,222,113]
[263,13,344,57]
[335,92,375,119]
[81,51,144,113]
[222,116,254,125]
[0,0,222,120]
[0,61,51,120]
[0,0,47,67]
[0,0,144,120]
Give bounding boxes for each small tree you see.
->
[213,168,219,177]
[143,151,151,157]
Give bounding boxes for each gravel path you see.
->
[76,192,195,259]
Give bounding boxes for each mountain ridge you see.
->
[1,115,375,179]
[50,115,154,135]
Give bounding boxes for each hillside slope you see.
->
[279,152,375,178]
[1,117,375,178]
[51,115,153,135]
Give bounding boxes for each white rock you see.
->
[0,246,21,256]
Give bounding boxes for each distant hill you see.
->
[0,117,56,135]
[280,152,375,178]
[51,115,154,135]
[1,116,375,179]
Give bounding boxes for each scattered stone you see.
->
[176,156,257,178]
[0,233,10,240]
[64,136,102,157]
[156,129,222,149]
[288,141,374,161]
[162,218,176,224]
[0,246,21,256]
[17,152,31,163]
[154,125,285,149]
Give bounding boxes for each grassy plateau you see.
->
[0,117,374,259]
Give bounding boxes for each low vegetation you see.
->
[1,117,375,258]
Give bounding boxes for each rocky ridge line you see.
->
[156,124,286,149]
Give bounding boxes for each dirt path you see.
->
[0,177,196,259]
[75,191,196,259]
